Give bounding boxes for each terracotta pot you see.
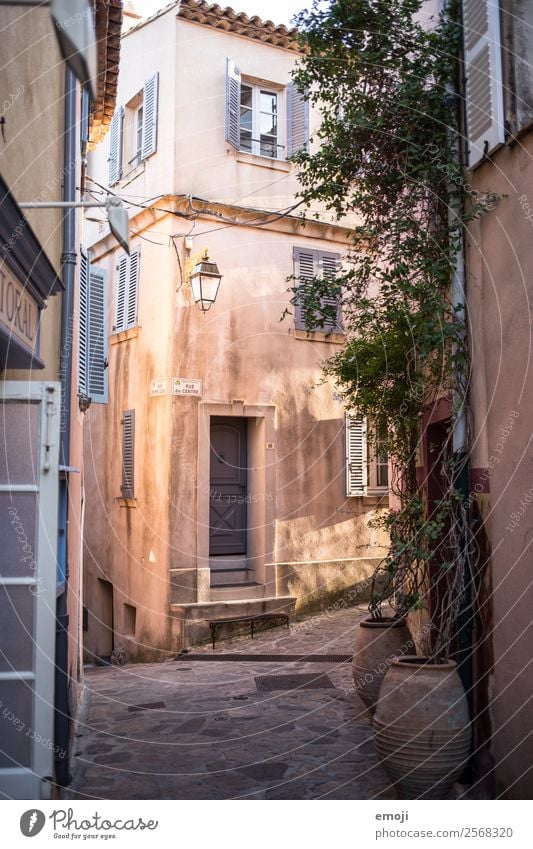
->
[374,656,471,799]
[352,617,413,712]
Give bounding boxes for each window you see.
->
[345,416,389,497]
[463,0,504,168]
[78,251,108,404]
[225,58,309,160]
[121,410,135,499]
[114,248,140,333]
[108,72,159,184]
[240,83,279,157]
[293,246,342,333]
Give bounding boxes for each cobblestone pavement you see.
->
[64,606,398,800]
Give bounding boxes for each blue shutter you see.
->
[287,82,310,157]
[115,253,128,332]
[108,107,124,185]
[141,72,159,159]
[78,250,89,394]
[225,58,241,149]
[126,248,140,328]
[293,246,317,330]
[88,265,108,404]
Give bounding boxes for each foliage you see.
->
[290,0,496,659]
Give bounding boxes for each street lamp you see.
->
[187,250,223,312]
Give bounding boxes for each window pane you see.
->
[240,130,252,152]
[377,463,389,488]
[260,136,277,157]
[240,85,253,107]
[260,91,277,114]
[240,107,253,131]
[260,111,277,136]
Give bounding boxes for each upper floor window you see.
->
[78,251,108,404]
[240,83,279,158]
[225,58,309,160]
[108,72,159,185]
[114,248,140,333]
[345,417,389,498]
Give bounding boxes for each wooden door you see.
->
[209,417,247,555]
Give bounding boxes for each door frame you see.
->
[209,416,248,556]
[0,382,60,799]
[197,401,276,600]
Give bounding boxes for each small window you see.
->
[114,248,140,333]
[109,73,159,182]
[134,103,143,163]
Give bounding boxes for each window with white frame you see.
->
[108,72,159,185]
[225,58,310,160]
[114,248,140,333]
[345,416,389,497]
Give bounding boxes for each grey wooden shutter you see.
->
[141,72,159,159]
[115,253,129,331]
[287,82,310,157]
[78,250,89,394]
[108,107,124,185]
[320,251,342,331]
[225,58,241,149]
[87,265,108,404]
[463,0,504,168]
[293,246,317,330]
[346,416,367,497]
[126,248,140,328]
[121,410,135,499]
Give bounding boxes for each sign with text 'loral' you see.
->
[172,378,202,397]
[0,265,39,357]
[151,379,168,396]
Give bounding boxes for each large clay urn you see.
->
[352,617,413,712]
[374,656,471,799]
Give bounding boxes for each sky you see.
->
[132,0,309,28]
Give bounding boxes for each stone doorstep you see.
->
[170,596,297,648]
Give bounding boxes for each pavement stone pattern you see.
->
[64,606,398,800]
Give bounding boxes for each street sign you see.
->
[151,379,168,396]
[172,378,202,397]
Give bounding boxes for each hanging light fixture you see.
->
[188,249,223,312]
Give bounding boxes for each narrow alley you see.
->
[64,607,397,800]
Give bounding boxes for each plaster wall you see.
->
[467,131,533,798]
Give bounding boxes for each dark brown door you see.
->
[209,417,247,555]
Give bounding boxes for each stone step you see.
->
[210,582,264,602]
[170,595,296,648]
[210,568,254,586]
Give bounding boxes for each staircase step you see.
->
[210,583,264,602]
[210,568,254,586]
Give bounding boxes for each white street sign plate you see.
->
[151,379,168,396]
[172,378,203,397]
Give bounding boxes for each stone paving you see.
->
[64,605,398,800]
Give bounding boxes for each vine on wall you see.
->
[290,0,497,659]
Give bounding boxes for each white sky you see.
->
[132,0,308,28]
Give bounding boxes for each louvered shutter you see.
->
[287,82,310,158]
[321,252,342,331]
[346,416,367,497]
[121,410,135,499]
[108,107,124,185]
[225,58,241,149]
[126,248,140,328]
[141,72,159,159]
[88,265,108,404]
[78,250,89,394]
[293,246,316,330]
[115,254,128,331]
[463,0,504,168]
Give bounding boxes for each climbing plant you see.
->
[289,0,497,659]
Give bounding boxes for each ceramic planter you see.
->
[374,656,471,798]
[352,616,413,711]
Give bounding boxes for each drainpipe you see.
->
[54,65,77,787]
